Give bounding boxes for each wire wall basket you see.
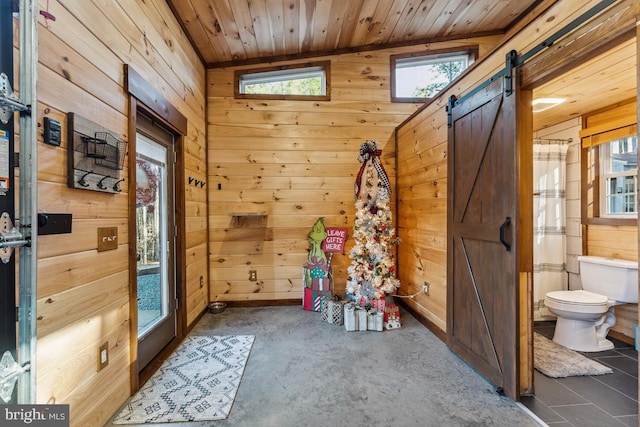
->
[81,132,127,170]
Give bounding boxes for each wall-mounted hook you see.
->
[112,178,125,193]
[97,175,109,190]
[78,171,92,187]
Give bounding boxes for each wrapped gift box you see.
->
[367,310,383,331]
[320,299,345,325]
[370,298,386,312]
[302,266,332,291]
[303,288,331,312]
[384,304,401,329]
[344,303,367,331]
[311,277,330,291]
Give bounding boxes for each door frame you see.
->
[517,1,639,399]
[125,65,187,391]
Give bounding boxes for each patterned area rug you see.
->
[534,332,612,378]
[113,335,254,424]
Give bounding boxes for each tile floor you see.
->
[522,321,638,426]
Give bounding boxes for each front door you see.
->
[446,64,532,400]
[135,124,176,372]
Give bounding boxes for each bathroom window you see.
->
[581,102,637,226]
[234,61,330,101]
[599,136,638,218]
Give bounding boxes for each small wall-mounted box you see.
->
[43,117,61,146]
[37,213,72,235]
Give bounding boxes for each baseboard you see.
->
[395,298,446,342]
[608,329,634,346]
[222,299,301,308]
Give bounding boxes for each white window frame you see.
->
[599,137,638,218]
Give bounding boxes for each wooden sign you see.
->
[322,227,347,254]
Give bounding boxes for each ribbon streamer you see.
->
[354,139,391,200]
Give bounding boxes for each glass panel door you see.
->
[136,132,175,370]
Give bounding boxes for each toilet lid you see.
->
[545,290,608,306]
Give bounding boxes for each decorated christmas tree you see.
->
[346,140,400,300]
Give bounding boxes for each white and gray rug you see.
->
[113,335,254,424]
[534,332,613,378]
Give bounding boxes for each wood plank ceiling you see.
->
[166,0,542,68]
[166,0,637,132]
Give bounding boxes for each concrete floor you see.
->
[108,305,542,427]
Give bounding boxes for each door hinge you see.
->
[0,351,30,403]
[0,212,28,263]
[0,73,29,125]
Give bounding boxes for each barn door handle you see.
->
[499,217,511,251]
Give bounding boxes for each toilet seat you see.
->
[545,290,609,314]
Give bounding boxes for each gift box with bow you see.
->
[344,303,368,331]
[321,298,345,325]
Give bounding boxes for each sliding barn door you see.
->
[447,64,531,400]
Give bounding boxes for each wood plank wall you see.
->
[395,0,606,333]
[27,1,206,426]
[206,37,501,303]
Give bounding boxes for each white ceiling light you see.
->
[532,97,567,113]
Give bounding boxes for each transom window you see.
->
[600,136,638,217]
[391,48,476,102]
[235,61,330,101]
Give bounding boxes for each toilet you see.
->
[544,255,638,352]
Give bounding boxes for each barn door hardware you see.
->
[446,95,457,128]
[0,351,30,403]
[0,73,29,125]
[504,50,518,97]
[0,212,27,264]
[448,0,618,109]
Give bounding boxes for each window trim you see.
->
[234,61,331,101]
[390,46,478,103]
[580,115,638,226]
[598,137,638,219]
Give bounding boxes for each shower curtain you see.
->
[533,142,569,320]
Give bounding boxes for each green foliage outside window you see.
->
[412,60,465,98]
[243,76,322,96]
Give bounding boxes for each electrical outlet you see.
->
[199,275,204,288]
[98,342,109,372]
[249,270,257,281]
[422,282,430,296]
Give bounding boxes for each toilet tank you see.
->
[578,256,638,303]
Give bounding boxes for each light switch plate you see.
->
[97,227,118,252]
[98,342,109,371]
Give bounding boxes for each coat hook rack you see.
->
[67,113,127,194]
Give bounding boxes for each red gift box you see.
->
[384,304,401,329]
[303,288,331,311]
[384,304,400,322]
